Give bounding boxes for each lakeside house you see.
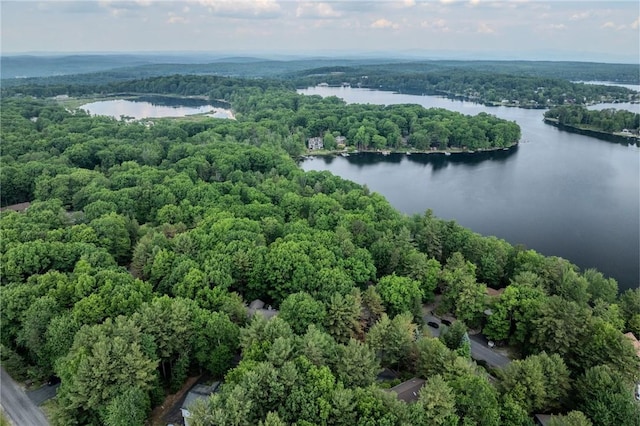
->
[307,137,324,150]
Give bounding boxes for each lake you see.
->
[298,86,639,292]
[79,95,234,120]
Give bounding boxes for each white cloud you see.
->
[600,21,627,31]
[371,18,399,29]
[198,0,282,19]
[167,13,189,24]
[631,16,639,29]
[421,19,449,32]
[570,11,591,21]
[296,2,341,19]
[477,22,495,33]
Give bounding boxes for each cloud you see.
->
[198,0,282,19]
[296,2,341,19]
[477,22,495,33]
[421,19,449,32]
[601,21,628,31]
[371,18,399,29]
[631,16,639,29]
[570,11,591,21]
[167,12,188,24]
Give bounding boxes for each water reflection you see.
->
[80,96,233,120]
[298,87,639,291]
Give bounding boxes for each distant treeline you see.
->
[3,58,638,109]
[291,67,638,108]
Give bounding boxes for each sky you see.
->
[1,0,639,62]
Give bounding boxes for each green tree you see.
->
[575,365,640,426]
[583,268,617,305]
[134,296,194,388]
[55,317,157,425]
[449,373,500,426]
[499,353,570,414]
[367,312,417,371]
[415,375,460,426]
[415,337,457,379]
[441,252,487,328]
[376,274,423,320]
[192,308,240,377]
[89,212,132,264]
[548,411,593,426]
[278,292,327,335]
[103,386,150,426]
[324,291,362,344]
[334,338,381,388]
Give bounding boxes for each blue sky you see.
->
[2,1,639,62]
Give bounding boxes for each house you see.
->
[335,136,347,148]
[534,414,553,426]
[623,332,640,358]
[307,137,324,150]
[485,287,505,298]
[181,382,221,426]
[0,202,31,213]
[247,299,278,320]
[385,378,426,403]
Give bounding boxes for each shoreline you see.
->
[302,142,519,158]
[543,118,639,145]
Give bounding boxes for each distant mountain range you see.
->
[2,53,638,85]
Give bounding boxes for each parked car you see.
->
[427,321,440,329]
[441,319,452,326]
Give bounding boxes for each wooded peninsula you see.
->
[1,69,639,426]
[543,105,640,143]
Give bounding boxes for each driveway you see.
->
[27,383,60,406]
[423,315,511,368]
[0,367,49,426]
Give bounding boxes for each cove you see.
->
[298,86,639,292]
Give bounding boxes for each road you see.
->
[423,315,511,368]
[0,368,49,426]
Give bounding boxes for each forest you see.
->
[1,75,639,426]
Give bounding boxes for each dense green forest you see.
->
[1,77,639,426]
[0,77,520,191]
[543,105,640,134]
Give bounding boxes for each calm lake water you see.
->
[298,86,639,291]
[80,96,234,120]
